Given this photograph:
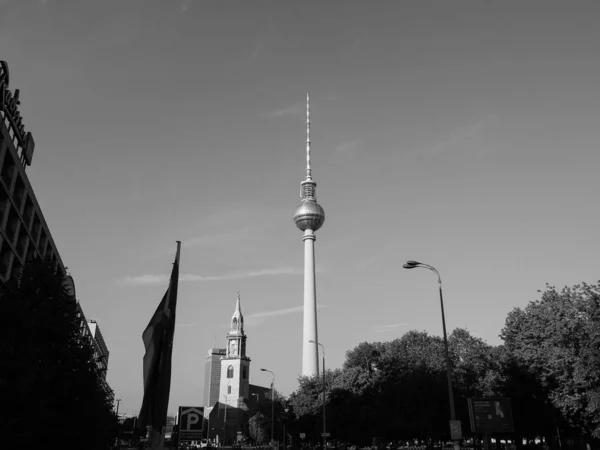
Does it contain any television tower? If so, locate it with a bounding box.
[293,93,325,377]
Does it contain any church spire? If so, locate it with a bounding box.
[230,292,244,333]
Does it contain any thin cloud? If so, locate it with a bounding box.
[186,226,253,247]
[419,115,495,159]
[181,267,302,282]
[118,274,167,286]
[245,304,328,326]
[335,140,359,154]
[180,0,192,13]
[262,102,304,118]
[117,267,302,287]
[371,323,408,332]
[247,39,265,62]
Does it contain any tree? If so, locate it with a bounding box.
[501,282,600,443]
[0,258,117,449]
[249,412,269,444]
[448,328,494,397]
[344,341,384,373]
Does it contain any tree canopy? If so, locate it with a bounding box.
[286,281,600,447]
[0,258,117,449]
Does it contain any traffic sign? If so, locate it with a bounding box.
[321,433,331,437]
[300,433,306,439]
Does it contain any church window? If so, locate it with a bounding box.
[242,366,247,380]
[227,365,234,378]
[228,385,232,394]
[233,318,237,327]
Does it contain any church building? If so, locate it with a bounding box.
[203,294,271,444]
[219,293,250,407]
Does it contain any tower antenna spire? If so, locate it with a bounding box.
[306,92,312,180]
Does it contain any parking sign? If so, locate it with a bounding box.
[178,406,205,441]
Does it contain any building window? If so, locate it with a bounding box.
[242,366,247,380]
[228,385,231,394]
[227,365,234,378]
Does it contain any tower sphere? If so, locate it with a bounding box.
[294,199,325,232]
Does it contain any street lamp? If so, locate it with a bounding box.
[403,260,461,450]
[222,382,230,445]
[260,368,275,447]
[309,340,327,450]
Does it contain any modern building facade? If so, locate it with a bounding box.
[88,319,113,400]
[293,93,325,377]
[204,347,226,409]
[0,60,111,395]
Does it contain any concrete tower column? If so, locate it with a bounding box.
[302,229,319,376]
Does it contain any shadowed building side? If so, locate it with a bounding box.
[0,60,112,398]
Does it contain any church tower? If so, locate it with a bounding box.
[219,293,250,408]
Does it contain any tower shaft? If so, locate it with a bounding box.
[302,230,319,376]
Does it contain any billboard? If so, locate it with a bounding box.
[468,397,514,434]
[178,406,204,441]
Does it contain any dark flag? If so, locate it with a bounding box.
[138,241,181,434]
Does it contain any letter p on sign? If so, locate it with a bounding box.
[186,413,200,431]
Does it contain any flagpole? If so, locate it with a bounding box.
[175,240,181,265]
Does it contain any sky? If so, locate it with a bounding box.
[2,0,599,416]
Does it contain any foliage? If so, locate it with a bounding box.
[501,282,600,440]
[249,412,270,444]
[0,258,117,449]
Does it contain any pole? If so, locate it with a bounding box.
[403,262,461,450]
[309,340,327,450]
[271,377,275,447]
[207,410,211,445]
[322,351,327,450]
[132,417,137,448]
[437,276,460,450]
[115,399,121,450]
[260,369,276,448]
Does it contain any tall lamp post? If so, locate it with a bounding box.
[309,340,327,450]
[207,410,211,445]
[260,368,275,447]
[222,383,230,446]
[403,260,461,450]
